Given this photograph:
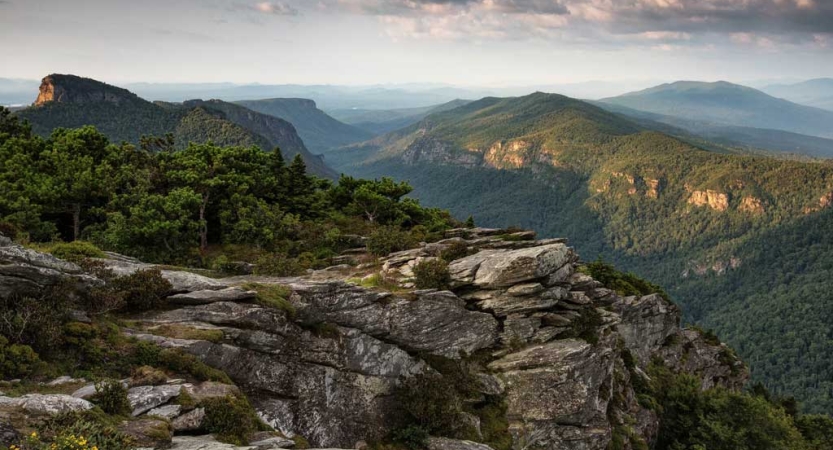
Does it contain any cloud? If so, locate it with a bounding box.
[321,0,833,47]
[253,1,299,15]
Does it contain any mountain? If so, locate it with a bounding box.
[329,99,472,135]
[15,74,335,178]
[592,100,833,159]
[600,81,833,139]
[761,78,833,111]
[182,99,336,178]
[327,92,833,413]
[235,98,372,153]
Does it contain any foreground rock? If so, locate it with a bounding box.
[0,235,98,299]
[0,228,747,450]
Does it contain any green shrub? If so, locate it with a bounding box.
[413,259,451,290]
[130,365,168,386]
[202,396,262,445]
[113,269,172,312]
[439,241,470,262]
[564,308,603,345]
[254,253,303,277]
[395,373,464,436]
[579,259,670,302]
[367,226,416,256]
[92,379,131,416]
[0,335,41,378]
[36,410,134,450]
[0,286,72,353]
[50,241,106,262]
[391,425,429,450]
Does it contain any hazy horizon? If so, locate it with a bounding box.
[2,0,832,87]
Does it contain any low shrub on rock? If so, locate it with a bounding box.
[49,241,106,263]
[92,378,131,416]
[202,396,266,445]
[367,227,416,256]
[113,269,172,312]
[0,335,41,378]
[413,259,451,290]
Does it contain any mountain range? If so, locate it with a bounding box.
[327,91,833,413]
[13,75,342,178]
[600,81,833,140]
[762,78,833,111]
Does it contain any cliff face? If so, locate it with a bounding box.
[95,228,747,450]
[34,74,140,106]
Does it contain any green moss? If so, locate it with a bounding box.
[292,435,311,449]
[145,324,224,343]
[243,283,296,318]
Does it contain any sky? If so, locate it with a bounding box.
[1,0,832,86]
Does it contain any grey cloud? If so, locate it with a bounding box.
[324,0,833,44]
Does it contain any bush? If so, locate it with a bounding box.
[0,335,41,378]
[92,379,131,416]
[0,221,19,239]
[367,226,416,256]
[49,241,106,262]
[413,259,451,290]
[130,365,168,386]
[113,269,172,312]
[439,240,470,262]
[243,283,296,318]
[202,396,264,445]
[36,410,134,450]
[395,373,464,436]
[253,253,303,277]
[391,425,429,450]
[0,286,73,353]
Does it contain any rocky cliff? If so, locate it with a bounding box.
[0,231,747,449]
[34,74,142,106]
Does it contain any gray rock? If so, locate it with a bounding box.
[96,258,227,292]
[128,384,183,416]
[0,418,19,447]
[183,381,241,402]
[449,244,572,288]
[2,394,95,415]
[249,434,295,449]
[169,287,257,305]
[45,375,85,386]
[427,437,494,450]
[172,407,206,432]
[146,404,182,419]
[118,417,172,448]
[0,240,98,299]
[615,294,679,366]
[169,436,255,449]
[506,282,544,296]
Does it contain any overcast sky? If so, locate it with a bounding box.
[1,0,832,86]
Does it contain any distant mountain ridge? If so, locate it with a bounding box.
[327,91,833,414]
[329,99,472,135]
[761,78,833,111]
[600,81,833,139]
[15,74,336,178]
[235,97,372,154]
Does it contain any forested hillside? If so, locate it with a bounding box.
[236,98,372,154]
[15,74,336,178]
[327,92,833,413]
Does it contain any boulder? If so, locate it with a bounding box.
[615,294,679,366]
[16,394,94,415]
[449,244,572,288]
[118,418,172,448]
[128,384,183,416]
[0,419,20,447]
[169,287,257,305]
[248,432,295,449]
[146,404,182,419]
[172,407,206,432]
[0,240,98,299]
[183,381,241,402]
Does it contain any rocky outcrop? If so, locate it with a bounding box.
[0,235,98,299]
[688,190,729,211]
[34,74,141,106]
[0,229,747,450]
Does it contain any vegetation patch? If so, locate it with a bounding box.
[243,283,296,318]
[48,241,106,262]
[144,324,224,343]
[412,259,451,290]
[579,259,670,302]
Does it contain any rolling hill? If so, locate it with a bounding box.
[329,99,472,135]
[15,74,336,178]
[600,81,833,139]
[762,78,833,111]
[592,100,833,158]
[235,98,372,154]
[327,92,833,413]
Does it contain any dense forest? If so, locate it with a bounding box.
[0,107,455,270]
[328,92,833,413]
